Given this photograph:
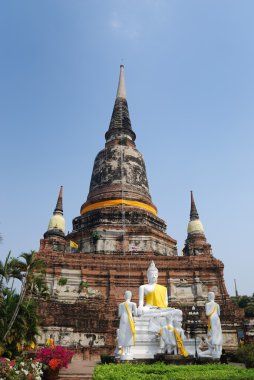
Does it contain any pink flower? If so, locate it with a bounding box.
[36,345,74,370]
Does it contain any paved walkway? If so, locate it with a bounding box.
[58,359,97,380]
[228,361,245,368]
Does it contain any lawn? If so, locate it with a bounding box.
[93,363,254,380]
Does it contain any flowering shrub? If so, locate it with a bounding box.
[48,358,62,370]
[36,345,74,370]
[45,338,55,347]
[0,356,43,380]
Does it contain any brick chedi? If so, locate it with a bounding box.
[40,186,66,253]
[182,191,212,257]
[37,66,243,358]
[71,64,177,257]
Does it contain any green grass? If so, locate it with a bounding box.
[93,363,254,380]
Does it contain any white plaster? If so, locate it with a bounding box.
[48,213,65,233]
[45,270,101,303]
[116,65,126,99]
[38,327,105,347]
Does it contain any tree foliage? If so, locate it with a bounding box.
[231,295,254,317]
[0,250,48,356]
[233,344,254,368]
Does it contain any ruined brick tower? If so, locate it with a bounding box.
[38,66,243,357]
[70,64,177,257]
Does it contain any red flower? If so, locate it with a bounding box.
[48,358,62,370]
[36,345,74,370]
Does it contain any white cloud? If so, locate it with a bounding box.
[111,19,122,30]
[110,11,140,40]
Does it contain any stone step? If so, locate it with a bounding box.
[59,375,92,380]
[58,360,96,380]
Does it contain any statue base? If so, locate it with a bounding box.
[118,315,200,360]
[154,354,195,365]
[120,353,134,361]
[198,349,222,360]
[131,315,161,359]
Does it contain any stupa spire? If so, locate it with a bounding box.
[187,191,204,236]
[46,186,65,236]
[116,64,126,99]
[183,191,211,256]
[105,65,136,142]
[190,191,199,221]
[80,65,158,219]
[54,186,63,215]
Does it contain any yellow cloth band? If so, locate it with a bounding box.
[145,284,167,308]
[208,305,216,332]
[159,324,188,357]
[81,199,157,215]
[173,327,189,357]
[124,302,136,345]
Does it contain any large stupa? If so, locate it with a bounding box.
[38,66,243,357]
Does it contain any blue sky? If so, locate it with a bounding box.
[0,0,253,296]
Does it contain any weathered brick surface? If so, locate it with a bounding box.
[38,68,244,355]
[37,250,244,354]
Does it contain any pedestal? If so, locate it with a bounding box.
[125,315,201,360]
[130,315,161,359]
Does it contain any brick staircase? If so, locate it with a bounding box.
[59,375,92,380]
[58,359,96,380]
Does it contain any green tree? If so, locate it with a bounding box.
[0,250,48,356]
[245,303,254,317]
[3,251,46,342]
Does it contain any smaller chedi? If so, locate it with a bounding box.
[116,262,223,361]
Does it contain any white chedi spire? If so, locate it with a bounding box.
[48,213,65,233]
[47,186,65,233]
[187,219,204,234]
[116,64,126,99]
[187,191,204,235]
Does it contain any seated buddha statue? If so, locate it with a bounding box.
[138,261,173,316]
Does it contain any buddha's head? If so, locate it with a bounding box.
[166,314,173,325]
[147,261,158,284]
[173,310,183,328]
[124,290,132,301]
[208,291,215,302]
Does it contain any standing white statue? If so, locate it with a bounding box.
[160,311,189,357]
[118,290,137,360]
[199,291,223,359]
[206,292,223,357]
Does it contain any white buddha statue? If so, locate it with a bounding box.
[138,261,173,316]
[205,292,223,358]
[118,290,137,359]
[115,262,191,360]
[160,312,188,357]
[199,291,223,359]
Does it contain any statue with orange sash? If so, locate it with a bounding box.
[138,261,173,316]
[159,312,189,357]
[199,291,223,359]
[118,290,137,360]
[116,262,193,360]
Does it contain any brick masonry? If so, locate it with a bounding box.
[37,67,245,356]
